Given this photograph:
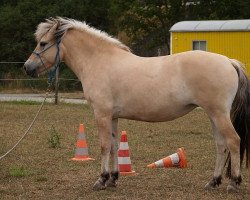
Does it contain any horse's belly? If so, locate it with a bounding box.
[117,103,196,122]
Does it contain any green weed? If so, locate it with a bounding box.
[9,166,33,178]
[48,125,61,148]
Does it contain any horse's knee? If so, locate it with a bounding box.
[101,145,110,154]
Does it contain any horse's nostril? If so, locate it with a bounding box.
[23,65,27,71]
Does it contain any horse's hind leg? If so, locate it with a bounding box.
[106,118,119,187]
[205,119,229,190]
[205,113,241,192]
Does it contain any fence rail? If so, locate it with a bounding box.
[1,62,82,104]
[0,78,78,81]
[0,62,25,64]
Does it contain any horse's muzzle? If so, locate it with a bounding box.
[23,60,39,78]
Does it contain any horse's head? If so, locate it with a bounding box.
[24,19,63,77]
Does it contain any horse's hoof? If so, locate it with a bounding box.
[204,182,218,190]
[93,180,106,191]
[106,178,117,188]
[227,183,239,193]
[204,176,222,191]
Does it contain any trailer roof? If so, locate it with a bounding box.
[170,20,250,32]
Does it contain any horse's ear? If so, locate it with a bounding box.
[49,20,65,40]
[48,21,60,35]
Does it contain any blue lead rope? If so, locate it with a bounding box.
[47,66,57,85]
[47,39,61,85]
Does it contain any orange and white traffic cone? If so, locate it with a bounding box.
[118,131,137,176]
[147,147,187,168]
[71,124,95,161]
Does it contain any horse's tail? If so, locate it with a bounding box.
[226,59,250,177]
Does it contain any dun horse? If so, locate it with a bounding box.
[24,17,250,192]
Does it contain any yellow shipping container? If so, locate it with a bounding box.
[170,20,250,76]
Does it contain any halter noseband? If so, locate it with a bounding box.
[32,39,61,74]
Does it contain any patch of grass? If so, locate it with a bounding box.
[9,166,33,178]
[48,125,61,148]
[0,102,249,200]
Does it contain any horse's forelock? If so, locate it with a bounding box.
[34,17,69,42]
[35,19,55,41]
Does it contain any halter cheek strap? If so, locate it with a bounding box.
[32,39,61,74]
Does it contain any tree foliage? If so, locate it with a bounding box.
[111,0,188,55]
[111,0,250,55]
[0,0,112,62]
[0,0,249,79]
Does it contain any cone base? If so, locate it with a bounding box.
[177,148,187,168]
[71,157,95,161]
[120,171,137,176]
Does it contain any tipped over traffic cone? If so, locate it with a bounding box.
[147,147,187,168]
[118,131,137,176]
[71,124,95,161]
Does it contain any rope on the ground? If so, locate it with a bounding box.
[0,91,49,161]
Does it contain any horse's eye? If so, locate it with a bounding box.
[40,42,47,48]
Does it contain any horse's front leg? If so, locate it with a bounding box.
[106,118,119,187]
[93,115,112,191]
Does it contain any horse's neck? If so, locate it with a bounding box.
[62,30,133,85]
[62,30,104,81]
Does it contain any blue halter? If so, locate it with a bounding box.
[32,39,61,84]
